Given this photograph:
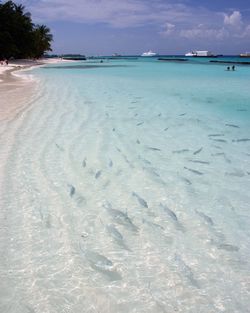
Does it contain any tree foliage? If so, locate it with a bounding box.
[0,1,53,59]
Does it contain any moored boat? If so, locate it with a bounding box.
[240,52,250,57]
[141,50,158,57]
[185,50,217,57]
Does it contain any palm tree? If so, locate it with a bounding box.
[33,24,53,58]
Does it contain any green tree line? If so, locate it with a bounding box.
[0,1,53,59]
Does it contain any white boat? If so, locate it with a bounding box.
[141,50,157,57]
[240,52,250,57]
[185,50,216,57]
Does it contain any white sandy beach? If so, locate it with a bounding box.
[0,58,72,121]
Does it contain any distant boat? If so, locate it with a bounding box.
[240,52,250,57]
[112,53,122,57]
[185,51,217,57]
[141,50,158,57]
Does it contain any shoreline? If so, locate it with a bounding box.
[0,58,73,121]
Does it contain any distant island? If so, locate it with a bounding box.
[0,1,53,60]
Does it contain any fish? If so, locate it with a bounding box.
[103,202,138,232]
[195,210,214,226]
[181,177,192,185]
[106,224,123,241]
[208,134,224,137]
[184,167,203,175]
[174,254,200,288]
[217,243,239,252]
[212,139,227,143]
[225,123,240,128]
[173,149,189,154]
[132,192,148,208]
[68,184,75,197]
[136,139,140,144]
[193,147,203,155]
[105,224,131,251]
[55,143,64,152]
[109,159,113,167]
[79,245,122,280]
[164,127,169,131]
[179,113,186,116]
[137,122,144,126]
[232,138,250,142]
[158,113,162,117]
[188,160,210,164]
[112,128,115,131]
[82,158,87,168]
[147,147,161,151]
[225,171,245,177]
[138,156,151,165]
[142,218,165,231]
[95,170,102,179]
[160,203,178,221]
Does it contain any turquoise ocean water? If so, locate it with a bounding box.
[0,57,250,312]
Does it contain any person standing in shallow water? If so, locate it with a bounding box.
[232,65,235,71]
[227,66,230,71]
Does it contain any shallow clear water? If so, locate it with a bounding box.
[0,58,250,313]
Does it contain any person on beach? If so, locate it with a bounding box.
[227,66,230,71]
[232,65,235,71]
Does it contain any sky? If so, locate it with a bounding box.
[17,0,250,55]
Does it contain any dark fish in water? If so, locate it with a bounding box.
[208,134,224,137]
[82,158,87,168]
[160,203,178,221]
[134,113,138,117]
[217,243,239,252]
[132,192,148,208]
[106,224,131,251]
[136,139,140,144]
[225,123,240,128]
[68,184,75,197]
[189,160,210,164]
[179,113,186,116]
[195,210,214,226]
[193,147,203,155]
[112,128,115,131]
[138,156,151,165]
[164,127,169,131]
[212,139,227,143]
[173,149,189,154]
[95,170,102,179]
[109,159,113,167]
[158,113,162,117]
[148,147,161,151]
[225,171,245,177]
[182,177,192,185]
[79,245,122,280]
[106,224,123,241]
[55,143,64,152]
[232,138,250,142]
[211,152,225,156]
[174,254,200,288]
[103,202,138,232]
[116,147,121,152]
[142,218,165,231]
[137,122,144,126]
[184,167,203,175]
